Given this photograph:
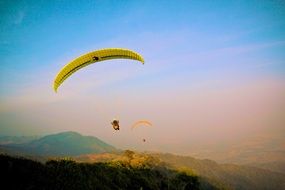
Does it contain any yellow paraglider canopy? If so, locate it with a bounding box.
[53,48,144,92]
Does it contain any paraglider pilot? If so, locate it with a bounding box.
[111,119,120,130]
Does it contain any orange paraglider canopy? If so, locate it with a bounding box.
[131,120,152,129]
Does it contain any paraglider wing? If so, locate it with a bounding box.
[53,48,145,92]
[131,120,152,129]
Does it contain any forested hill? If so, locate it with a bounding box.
[1,132,285,189]
[0,154,206,190]
[0,131,117,156]
[76,151,285,190]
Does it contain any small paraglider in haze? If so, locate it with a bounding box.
[111,119,120,131]
[132,120,153,142]
[131,120,152,129]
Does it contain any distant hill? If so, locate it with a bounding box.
[154,153,285,190]
[0,131,117,156]
[0,135,39,145]
[192,134,285,173]
[248,161,285,174]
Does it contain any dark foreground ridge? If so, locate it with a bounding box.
[0,154,208,190]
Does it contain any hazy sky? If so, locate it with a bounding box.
[1,0,285,154]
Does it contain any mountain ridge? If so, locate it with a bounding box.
[0,131,117,156]
[76,151,285,190]
[1,131,285,189]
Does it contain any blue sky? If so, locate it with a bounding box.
[0,0,285,154]
[1,0,284,92]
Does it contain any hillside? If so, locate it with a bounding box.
[0,131,117,156]
[1,132,285,189]
[155,153,285,190]
[76,151,285,190]
[0,154,202,190]
[248,161,285,174]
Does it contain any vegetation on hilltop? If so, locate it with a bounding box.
[0,152,206,190]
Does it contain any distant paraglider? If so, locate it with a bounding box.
[131,120,153,143]
[111,119,120,131]
[53,48,145,92]
[131,120,153,129]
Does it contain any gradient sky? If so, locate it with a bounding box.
[1,0,285,155]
